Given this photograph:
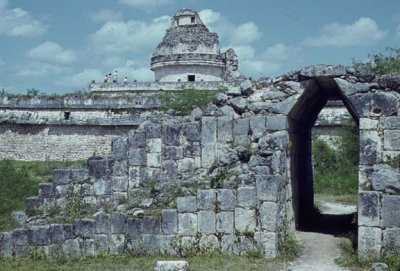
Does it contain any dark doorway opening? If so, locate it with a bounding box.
[64,111,71,120]
[188,75,195,82]
[288,77,359,236]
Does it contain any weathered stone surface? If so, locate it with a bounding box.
[221,234,239,255]
[94,181,112,195]
[197,189,216,210]
[349,92,398,117]
[256,175,284,202]
[158,235,176,255]
[198,211,216,234]
[230,97,248,113]
[163,146,184,160]
[13,229,29,256]
[128,131,146,148]
[237,187,257,208]
[147,152,161,167]
[30,225,50,245]
[268,94,300,115]
[183,122,200,141]
[108,234,126,255]
[0,232,12,257]
[177,196,197,213]
[177,157,194,173]
[49,224,65,244]
[335,78,378,96]
[249,115,265,139]
[52,169,71,185]
[384,130,400,151]
[74,218,95,238]
[201,117,217,146]
[88,157,112,180]
[259,131,289,151]
[178,213,197,236]
[70,169,89,183]
[112,176,128,191]
[142,217,161,234]
[360,118,379,130]
[235,208,256,232]
[383,228,400,251]
[128,148,147,166]
[147,138,162,153]
[162,123,181,146]
[145,123,161,139]
[371,263,389,271]
[39,183,54,197]
[360,131,381,165]
[11,211,27,226]
[234,118,249,135]
[161,209,178,234]
[212,92,228,106]
[300,64,346,77]
[199,234,220,252]
[112,137,128,161]
[112,160,127,177]
[359,191,380,227]
[255,231,278,259]
[127,218,142,240]
[83,238,97,256]
[358,226,382,261]
[217,116,233,143]
[155,260,188,271]
[382,195,400,227]
[201,145,215,167]
[63,238,82,256]
[380,116,400,129]
[216,212,234,233]
[240,80,253,95]
[370,164,400,194]
[217,189,236,211]
[265,115,287,131]
[259,202,278,231]
[111,212,126,234]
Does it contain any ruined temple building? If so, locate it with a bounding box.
[90,8,240,92]
[151,8,239,82]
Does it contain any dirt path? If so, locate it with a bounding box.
[279,201,356,271]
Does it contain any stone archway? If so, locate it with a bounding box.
[288,76,359,229]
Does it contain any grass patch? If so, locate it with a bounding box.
[0,160,86,231]
[0,253,284,271]
[315,194,357,206]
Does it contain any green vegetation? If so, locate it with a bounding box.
[312,119,359,198]
[0,160,86,231]
[383,154,400,170]
[159,87,222,115]
[352,47,400,75]
[279,225,302,261]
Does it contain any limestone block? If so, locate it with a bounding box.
[142,217,161,235]
[88,157,112,180]
[180,236,196,256]
[63,238,82,256]
[70,169,89,183]
[162,160,177,181]
[230,97,248,113]
[128,148,147,166]
[216,212,234,233]
[237,187,257,208]
[177,158,194,173]
[112,160,128,177]
[30,225,50,246]
[163,146,184,160]
[227,86,241,96]
[63,224,74,240]
[335,78,377,96]
[83,238,97,256]
[155,260,188,271]
[360,118,379,130]
[74,218,95,239]
[94,212,111,234]
[234,134,250,145]
[127,218,142,240]
[162,123,181,146]
[255,231,278,259]
[268,95,300,115]
[199,235,220,252]
[197,189,216,210]
[358,226,382,261]
[111,212,126,234]
[52,169,71,185]
[112,176,128,192]
[300,64,346,77]
[371,164,400,194]
[25,196,43,210]
[93,234,108,254]
[382,195,400,227]
[12,229,30,256]
[108,234,126,255]
[358,191,380,227]
[147,138,162,153]
[349,92,398,117]
[128,131,146,148]
[380,116,400,129]
[112,137,128,161]
[235,208,256,232]
[0,232,13,257]
[183,122,201,141]
[94,181,112,196]
[178,213,197,236]
[217,189,236,211]
[158,235,176,255]
[258,131,289,151]
[201,116,217,146]
[11,211,27,226]
[238,236,255,255]
[217,116,233,143]
[177,196,197,213]
[145,123,161,139]
[221,234,239,255]
[250,115,266,139]
[198,211,216,234]
[201,145,215,167]
[256,175,284,202]
[265,115,288,131]
[270,151,287,174]
[384,130,400,151]
[147,152,161,167]
[49,224,66,245]
[143,234,159,254]
[128,166,141,188]
[371,263,389,271]
[234,118,250,135]
[248,102,272,113]
[46,244,63,257]
[162,209,178,235]
[383,228,400,251]
[259,202,278,231]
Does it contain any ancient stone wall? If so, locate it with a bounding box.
[0,65,399,261]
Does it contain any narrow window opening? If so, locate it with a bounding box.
[191,16,195,23]
[188,75,195,82]
[64,111,71,120]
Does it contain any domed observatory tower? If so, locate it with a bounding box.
[151,9,227,82]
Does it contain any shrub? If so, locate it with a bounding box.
[352,47,400,75]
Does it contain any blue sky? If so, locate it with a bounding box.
[0,0,399,94]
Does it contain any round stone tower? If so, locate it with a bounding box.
[151,8,226,82]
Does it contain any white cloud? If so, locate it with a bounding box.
[16,62,67,77]
[56,68,104,87]
[118,0,174,9]
[90,9,123,23]
[0,0,47,37]
[230,22,262,45]
[89,16,170,54]
[27,41,77,65]
[303,17,387,47]
[198,9,222,25]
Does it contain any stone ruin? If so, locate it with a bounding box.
[0,64,399,261]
